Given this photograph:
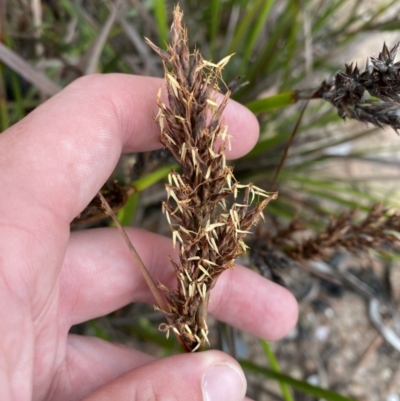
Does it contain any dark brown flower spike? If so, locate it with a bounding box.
[316,42,400,133]
[146,5,276,352]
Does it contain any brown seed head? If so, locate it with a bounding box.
[146,5,276,351]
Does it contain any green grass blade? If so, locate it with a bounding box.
[333,0,398,47]
[359,0,399,31]
[153,0,169,49]
[228,0,273,55]
[289,128,377,158]
[332,0,363,35]
[209,0,223,59]
[280,2,301,90]
[133,164,177,192]
[0,96,8,132]
[244,108,341,160]
[117,192,140,226]
[284,175,394,209]
[5,31,24,120]
[9,70,24,120]
[127,317,176,350]
[239,0,276,71]
[0,63,9,132]
[238,3,293,96]
[265,201,297,219]
[87,320,112,341]
[116,164,178,226]
[261,340,294,401]
[246,91,296,114]
[227,0,262,54]
[311,0,347,35]
[240,359,358,401]
[246,130,291,159]
[117,164,177,225]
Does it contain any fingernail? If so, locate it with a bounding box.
[202,363,246,401]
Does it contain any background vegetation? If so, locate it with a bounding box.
[2,0,400,400]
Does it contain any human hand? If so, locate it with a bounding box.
[0,74,298,401]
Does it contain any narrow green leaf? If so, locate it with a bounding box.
[246,92,296,114]
[209,0,223,58]
[5,33,24,120]
[261,340,294,401]
[295,186,377,210]
[88,320,112,341]
[246,130,291,159]
[117,192,140,226]
[153,0,169,49]
[8,70,24,120]
[332,0,363,35]
[0,63,9,132]
[0,97,8,132]
[133,164,177,192]
[227,0,264,54]
[358,0,399,31]
[286,174,371,194]
[311,0,347,35]
[240,359,358,401]
[265,201,297,220]
[240,3,293,95]
[239,0,276,71]
[280,2,300,91]
[289,127,377,158]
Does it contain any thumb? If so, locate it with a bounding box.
[82,350,247,401]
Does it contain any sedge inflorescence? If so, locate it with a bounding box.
[146,6,275,352]
[317,42,400,132]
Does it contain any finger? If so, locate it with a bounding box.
[0,74,259,224]
[210,267,298,340]
[52,336,253,401]
[50,335,154,401]
[81,350,246,401]
[52,336,247,401]
[60,228,298,340]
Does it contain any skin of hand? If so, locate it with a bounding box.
[0,74,298,401]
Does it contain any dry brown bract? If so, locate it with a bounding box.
[145,6,276,352]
